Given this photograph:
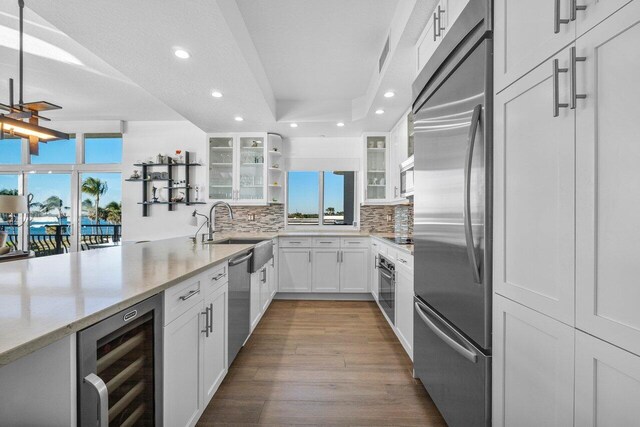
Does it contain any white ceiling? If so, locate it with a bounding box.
[0,2,181,122]
[22,0,426,137]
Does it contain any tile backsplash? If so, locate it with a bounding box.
[214,205,285,233]
[213,203,413,235]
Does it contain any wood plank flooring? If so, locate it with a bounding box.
[197,300,446,426]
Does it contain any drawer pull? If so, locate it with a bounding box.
[211,273,226,281]
[179,289,200,301]
[399,258,407,264]
[319,241,333,244]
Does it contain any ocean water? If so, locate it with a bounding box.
[0,217,119,236]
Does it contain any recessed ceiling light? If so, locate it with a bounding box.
[290,123,298,128]
[234,116,244,122]
[174,49,190,59]
[375,109,385,115]
[211,91,223,98]
[337,122,345,127]
[384,91,395,98]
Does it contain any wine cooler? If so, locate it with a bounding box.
[78,294,163,426]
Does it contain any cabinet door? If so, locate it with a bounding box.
[164,303,205,427]
[278,248,312,292]
[371,247,380,301]
[494,0,575,92]
[575,331,640,426]
[576,3,640,356]
[576,0,634,37]
[340,248,369,293]
[260,265,270,312]
[364,135,388,202]
[208,135,235,201]
[202,284,227,405]
[312,249,340,292]
[269,246,277,298]
[493,295,575,427]
[237,135,266,204]
[494,47,575,325]
[395,263,413,359]
[416,10,440,75]
[250,270,261,331]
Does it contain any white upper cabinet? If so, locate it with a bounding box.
[494,0,575,92]
[575,330,640,426]
[363,134,389,203]
[493,295,575,427]
[494,47,575,325]
[575,1,640,356]
[208,133,269,205]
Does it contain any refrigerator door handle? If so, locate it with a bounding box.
[414,301,478,363]
[84,373,109,427]
[464,104,482,284]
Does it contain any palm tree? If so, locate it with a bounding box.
[39,196,68,223]
[104,202,121,224]
[81,178,108,226]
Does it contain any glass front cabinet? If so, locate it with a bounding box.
[208,133,269,205]
[363,133,389,203]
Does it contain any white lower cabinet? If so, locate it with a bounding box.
[312,248,341,292]
[164,269,228,427]
[339,248,368,293]
[250,263,270,332]
[575,330,640,427]
[493,294,575,427]
[164,303,205,427]
[395,256,413,359]
[202,283,228,405]
[278,248,312,292]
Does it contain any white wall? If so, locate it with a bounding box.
[285,137,361,171]
[122,121,206,242]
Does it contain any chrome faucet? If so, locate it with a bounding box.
[207,201,234,241]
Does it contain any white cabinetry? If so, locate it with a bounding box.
[363,134,389,203]
[208,133,269,205]
[163,264,228,427]
[493,295,575,427]
[278,248,312,292]
[575,330,640,426]
[395,253,413,359]
[339,248,369,293]
[370,240,381,301]
[575,1,640,357]
[267,133,284,204]
[312,248,341,292]
[494,47,575,325]
[388,112,410,203]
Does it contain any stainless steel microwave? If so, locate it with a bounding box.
[400,155,414,198]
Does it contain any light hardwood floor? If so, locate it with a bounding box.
[197,300,446,426]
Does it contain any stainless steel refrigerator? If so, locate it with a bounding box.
[412,1,492,426]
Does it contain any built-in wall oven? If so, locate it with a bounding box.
[378,255,395,324]
[78,294,163,427]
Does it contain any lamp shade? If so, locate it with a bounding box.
[0,195,29,213]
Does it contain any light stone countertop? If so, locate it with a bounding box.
[370,233,415,255]
[0,231,412,365]
[0,237,257,366]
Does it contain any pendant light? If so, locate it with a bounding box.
[0,0,70,155]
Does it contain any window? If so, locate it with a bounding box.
[0,138,21,164]
[30,135,76,164]
[28,173,72,256]
[85,134,123,164]
[0,174,20,249]
[80,172,122,249]
[287,170,356,228]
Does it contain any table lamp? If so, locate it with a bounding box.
[0,194,30,254]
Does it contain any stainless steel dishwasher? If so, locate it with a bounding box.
[227,250,253,364]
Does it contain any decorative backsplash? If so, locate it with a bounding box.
[359,205,396,233]
[394,204,414,235]
[212,203,413,235]
[214,204,285,233]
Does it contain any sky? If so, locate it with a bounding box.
[287,171,346,214]
[0,137,122,213]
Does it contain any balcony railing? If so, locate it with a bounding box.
[0,224,121,257]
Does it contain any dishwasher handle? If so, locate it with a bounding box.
[229,251,253,266]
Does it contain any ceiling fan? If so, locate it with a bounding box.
[0,0,70,156]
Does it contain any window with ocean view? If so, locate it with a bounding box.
[0,133,122,257]
[287,170,356,228]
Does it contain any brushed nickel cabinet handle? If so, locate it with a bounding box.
[570,0,587,21]
[570,47,587,109]
[201,308,210,337]
[180,289,200,301]
[433,12,439,41]
[553,59,569,117]
[208,303,213,334]
[554,0,570,33]
[437,5,446,35]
